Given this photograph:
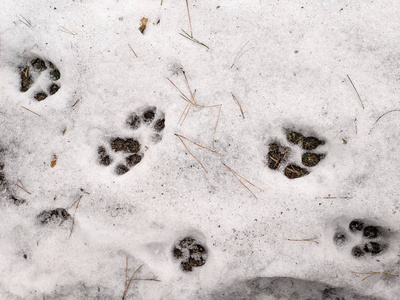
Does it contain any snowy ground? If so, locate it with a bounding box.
[0,0,400,299]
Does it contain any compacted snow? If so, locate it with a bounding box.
[0,0,399,299]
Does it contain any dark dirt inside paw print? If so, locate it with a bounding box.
[173,237,207,272]
[284,164,309,179]
[98,146,112,166]
[37,208,69,224]
[142,108,156,124]
[115,164,129,175]
[126,113,141,130]
[110,138,140,153]
[302,153,324,167]
[287,131,303,145]
[302,136,325,151]
[19,57,61,100]
[153,119,165,132]
[267,143,288,170]
[126,154,141,167]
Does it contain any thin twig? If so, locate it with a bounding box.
[369,109,400,134]
[185,0,193,37]
[347,75,364,109]
[21,106,41,117]
[352,271,398,281]
[128,44,138,58]
[180,30,209,49]
[231,92,245,118]
[15,179,31,194]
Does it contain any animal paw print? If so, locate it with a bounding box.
[267,129,326,179]
[172,237,207,272]
[97,107,165,175]
[19,57,61,101]
[333,219,390,258]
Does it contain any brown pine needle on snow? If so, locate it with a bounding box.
[16,179,31,194]
[60,26,76,35]
[231,92,245,118]
[346,75,364,109]
[128,44,138,58]
[58,195,83,237]
[123,259,160,300]
[175,134,221,155]
[369,109,400,134]
[21,106,40,117]
[352,271,398,281]
[72,99,80,107]
[213,104,222,148]
[223,163,263,199]
[231,41,254,69]
[185,0,193,37]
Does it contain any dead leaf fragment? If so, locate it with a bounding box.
[51,155,57,168]
[139,17,148,34]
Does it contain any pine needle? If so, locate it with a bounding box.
[223,163,263,199]
[128,44,138,58]
[287,238,318,244]
[175,134,221,155]
[369,109,400,134]
[231,92,245,118]
[185,0,193,37]
[15,179,31,194]
[176,135,208,173]
[231,41,254,68]
[213,104,222,148]
[21,106,40,117]
[346,75,364,109]
[60,26,76,35]
[58,195,83,237]
[180,29,209,49]
[352,271,398,281]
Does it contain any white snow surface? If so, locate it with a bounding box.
[0,0,399,299]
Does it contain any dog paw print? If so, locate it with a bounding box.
[37,208,69,224]
[172,237,207,272]
[97,107,165,175]
[333,219,390,258]
[267,130,326,179]
[19,57,61,101]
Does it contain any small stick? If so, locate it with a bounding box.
[176,135,208,173]
[16,179,31,194]
[212,105,222,148]
[185,0,193,37]
[175,134,221,155]
[128,44,138,58]
[231,92,245,118]
[347,75,364,109]
[72,99,80,107]
[21,106,40,117]
[369,109,400,134]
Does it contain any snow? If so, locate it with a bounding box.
[0,0,400,299]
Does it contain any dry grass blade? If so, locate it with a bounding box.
[231,41,254,68]
[369,109,400,134]
[16,179,31,194]
[21,106,41,117]
[347,75,364,109]
[176,135,208,173]
[72,99,80,107]
[185,0,193,37]
[128,44,138,58]
[176,134,221,155]
[223,163,263,199]
[352,271,398,281]
[231,92,245,118]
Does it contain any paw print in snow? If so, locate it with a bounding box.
[173,237,207,272]
[20,57,61,101]
[333,219,391,258]
[267,129,326,179]
[97,107,165,175]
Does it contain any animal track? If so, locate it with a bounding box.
[37,208,69,224]
[267,129,326,179]
[333,218,390,258]
[97,106,165,175]
[19,57,61,101]
[172,237,207,272]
